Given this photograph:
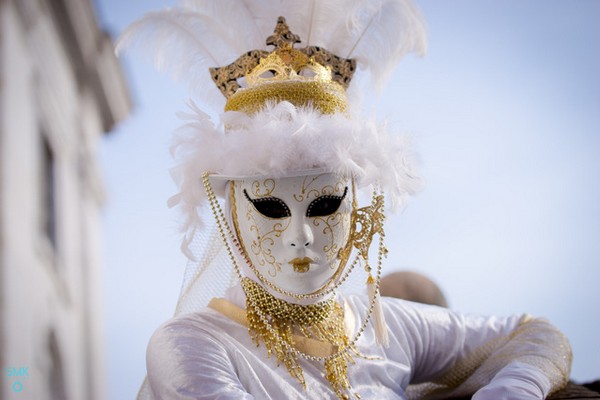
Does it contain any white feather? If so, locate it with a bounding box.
[181,0,264,49]
[340,0,427,90]
[283,0,346,48]
[116,9,240,109]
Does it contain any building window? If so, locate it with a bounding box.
[42,134,57,248]
[47,330,67,400]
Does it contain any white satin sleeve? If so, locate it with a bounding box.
[373,297,572,400]
[145,314,255,400]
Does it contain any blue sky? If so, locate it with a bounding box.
[94,1,600,398]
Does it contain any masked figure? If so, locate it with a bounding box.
[119,1,572,399]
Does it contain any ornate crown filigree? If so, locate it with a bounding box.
[245,49,332,87]
[210,17,356,114]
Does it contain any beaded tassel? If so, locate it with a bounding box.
[367,274,389,347]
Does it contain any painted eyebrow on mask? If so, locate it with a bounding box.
[306,186,348,217]
[243,189,291,219]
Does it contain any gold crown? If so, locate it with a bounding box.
[210,17,356,115]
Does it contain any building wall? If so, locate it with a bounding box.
[0,0,130,398]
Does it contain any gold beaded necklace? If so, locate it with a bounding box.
[243,278,355,398]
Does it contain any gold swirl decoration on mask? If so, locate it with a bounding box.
[338,193,387,271]
[210,16,355,115]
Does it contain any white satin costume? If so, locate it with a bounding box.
[145,284,571,400]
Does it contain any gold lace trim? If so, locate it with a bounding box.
[224,80,347,115]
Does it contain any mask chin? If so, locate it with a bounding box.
[227,173,354,302]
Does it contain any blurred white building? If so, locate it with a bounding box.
[0,0,130,398]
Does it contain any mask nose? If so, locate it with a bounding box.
[286,217,314,248]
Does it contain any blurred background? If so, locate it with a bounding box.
[2,0,598,399]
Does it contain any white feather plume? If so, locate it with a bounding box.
[117,0,426,108]
[340,0,427,89]
[116,9,238,109]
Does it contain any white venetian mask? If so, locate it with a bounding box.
[230,173,354,298]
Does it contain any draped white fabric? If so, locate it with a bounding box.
[143,285,570,399]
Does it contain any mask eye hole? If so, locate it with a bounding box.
[306,187,348,217]
[244,190,291,219]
